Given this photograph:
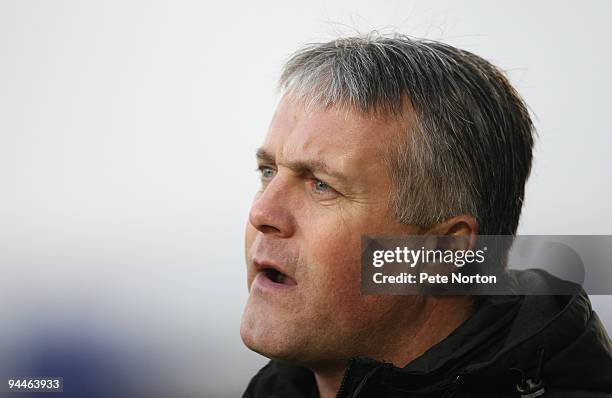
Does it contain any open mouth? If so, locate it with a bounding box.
[262,268,296,286]
[263,268,286,284]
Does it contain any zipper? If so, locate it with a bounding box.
[335,359,355,398]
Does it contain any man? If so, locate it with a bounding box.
[240,34,612,397]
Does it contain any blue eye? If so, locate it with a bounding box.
[313,179,330,192]
[258,166,276,180]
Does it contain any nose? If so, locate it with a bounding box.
[248,175,296,238]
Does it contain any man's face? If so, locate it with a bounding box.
[240,97,421,367]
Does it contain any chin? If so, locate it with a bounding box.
[240,316,342,369]
[241,305,292,360]
[241,330,298,363]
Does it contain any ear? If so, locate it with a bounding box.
[425,215,479,250]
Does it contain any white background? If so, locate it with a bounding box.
[1,1,611,396]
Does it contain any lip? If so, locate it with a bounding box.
[253,259,296,282]
[251,259,297,293]
[252,271,298,293]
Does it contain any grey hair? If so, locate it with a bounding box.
[279,33,534,240]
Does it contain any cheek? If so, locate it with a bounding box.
[306,228,363,300]
[301,208,364,286]
[301,215,401,326]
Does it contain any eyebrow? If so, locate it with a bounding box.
[256,147,349,184]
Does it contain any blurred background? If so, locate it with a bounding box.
[1,0,611,396]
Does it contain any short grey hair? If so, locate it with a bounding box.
[279,33,534,237]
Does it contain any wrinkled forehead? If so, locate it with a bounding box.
[263,95,411,164]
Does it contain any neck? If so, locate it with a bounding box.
[312,296,473,398]
[314,367,347,398]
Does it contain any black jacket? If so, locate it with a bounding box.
[243,270,612,397]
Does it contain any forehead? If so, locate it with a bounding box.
[264,97,403,166]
